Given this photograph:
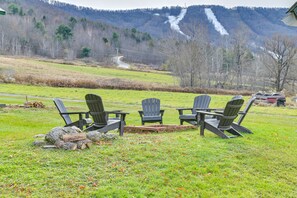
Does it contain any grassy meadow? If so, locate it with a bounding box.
[0,56,176,88]
[0,83,297,197]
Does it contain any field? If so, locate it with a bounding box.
[0,56,177,89]
[0,83,297,197]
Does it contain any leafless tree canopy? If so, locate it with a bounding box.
[261,35,297,92]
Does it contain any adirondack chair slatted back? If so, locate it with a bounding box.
[238,97,256,125]
[85,94,107,125]
[218,99,244,130]
[142,98,160,116]
[192,95,211,114]
[53,98,72,125]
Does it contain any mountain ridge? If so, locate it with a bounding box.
[45,1,296,42]
[0,0,296,65]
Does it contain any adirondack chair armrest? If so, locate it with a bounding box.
[138,110,144,117]
[60,111,89,115]
[105,110,122,113]
[106,110,127,120]
[60,111,90,119]
[176,108,192,115]
[195,108,217,112]
[196,108,224,112]
[116,112,129,121]
[196,111,224,120]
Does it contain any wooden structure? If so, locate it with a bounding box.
[53,98,91,130]
[197,99,244,139]
[177,95,211,125]
[138,98,164,125]
[85,94,128,136]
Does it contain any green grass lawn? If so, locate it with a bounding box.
[0,84,297,197]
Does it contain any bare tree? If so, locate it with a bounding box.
[230,29,254,89]
[167,25,209,88]
[261,35,297,92]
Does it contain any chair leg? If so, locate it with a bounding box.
[199,114,205,136]
[232,123,253,134]
[200,121,205,137]
[119,121,124,136]
[227,128,243,137]
[180,120,183,125]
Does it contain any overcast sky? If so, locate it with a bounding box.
[56,0,296,10]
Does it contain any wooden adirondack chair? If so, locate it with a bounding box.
[231,97,256,134]
[53,98,91,130]
[138,98,164,125]
[177,95,211,125]
[197,98,244,139]
[85,94,128,136]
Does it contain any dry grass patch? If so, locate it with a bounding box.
[0,56,254,95]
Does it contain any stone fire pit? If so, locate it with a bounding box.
[124,124,196,134]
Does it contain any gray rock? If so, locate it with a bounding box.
[86,131,103,142]
[45,126,81,144]
[33,140,46,147]
[86,131,118,142]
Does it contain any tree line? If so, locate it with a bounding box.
[0,2,158,64]
[166,27,297,93]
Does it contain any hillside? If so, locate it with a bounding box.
[0,0,161,64]
[0,0,296,93]
[0,0,296,63]
[45,1,296,44]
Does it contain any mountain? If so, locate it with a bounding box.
[0,0,159,64]
[0,0,296,66]
[45,1,296,43]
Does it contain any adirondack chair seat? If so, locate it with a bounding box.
[179,114,196,120]
[177,95,211,126]
[203,118,233,130]
[179,113,215,122]
[141,115,163,122]
[86,119,123,133]
[69,116,92,125]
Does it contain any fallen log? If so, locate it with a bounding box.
[62,133,87,142]
[43,145,58,149]
[63,142,77,150]
[77,139,92,149]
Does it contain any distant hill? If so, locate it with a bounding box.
[0,0,296,66]
[0,0,160,64]
[45,1,296,44]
